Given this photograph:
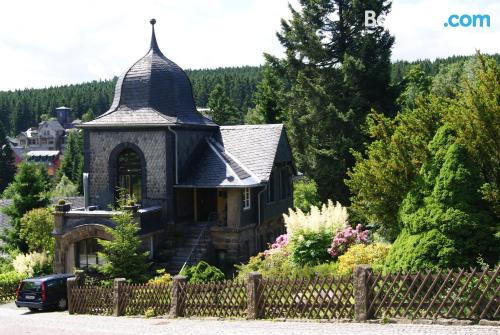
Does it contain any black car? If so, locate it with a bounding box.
[15,274,74,312]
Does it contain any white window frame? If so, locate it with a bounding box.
[243,187,251,210]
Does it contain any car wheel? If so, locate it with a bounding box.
[57,298,67,310]
[28,308,39,312]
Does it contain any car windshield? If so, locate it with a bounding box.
[21,281,41,292]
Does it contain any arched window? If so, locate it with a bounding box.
[117,149,142,202]
[75,238,104,269]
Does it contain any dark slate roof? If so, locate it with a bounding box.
[179,124,287,188]
[40,120,64,132]
[220,124,285,182]
[81,20,215,128]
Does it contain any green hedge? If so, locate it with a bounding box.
[0,271,24,303]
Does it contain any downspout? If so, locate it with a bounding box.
[167,126,179,184]
[255,184,268,251]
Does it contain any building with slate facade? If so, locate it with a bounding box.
[53,20,295,274]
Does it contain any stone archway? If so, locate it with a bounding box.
[54,224,113,274]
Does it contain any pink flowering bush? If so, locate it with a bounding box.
[327,224,369,259]
[264,234,289,257]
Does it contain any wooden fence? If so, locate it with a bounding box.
[67,266,499,322]
[368,267,499,320]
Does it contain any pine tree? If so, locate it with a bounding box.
[0,123,16,193]
[207,84,243,125]
[60,131,83,193]
[251,64,286,124]
[259,0,395,203]
[98,193,150,282]
[1,162,51,252]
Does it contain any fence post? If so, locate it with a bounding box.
[169,275,187,318]
[113,278,126,317]
[354,265,372,322]
[67,277,76,315]
[246,272,262,319]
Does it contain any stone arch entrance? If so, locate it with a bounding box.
[54,224,113,274]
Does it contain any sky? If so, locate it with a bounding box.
[0,0,499,91]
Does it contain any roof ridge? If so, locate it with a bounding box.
[209,138,260,182]
[205,139,241,183]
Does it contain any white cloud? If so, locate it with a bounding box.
[0,0,498,90]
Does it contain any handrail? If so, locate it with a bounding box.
[179,224,209,273]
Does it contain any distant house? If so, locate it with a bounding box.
[10,107,80,173]
[52,20,295,275]
[26,150,61,176]
[16,119,64,151]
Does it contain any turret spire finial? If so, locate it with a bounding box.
[149,18,159,51]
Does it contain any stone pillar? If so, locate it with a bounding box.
[354,265,372,322]
[67,277,76,315]
[246,272,263,319]
[169,275,187,318]
[113,278,126,317]
[53,210,66,273]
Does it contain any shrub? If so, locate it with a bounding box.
[264,234,288,257]
[19,207,55,254]
[0,271,25,303]
[327,224,369,259]
[284,200,349,266]
[337,243,391,275]
[12,252,53,277]
[293,179,321,213]
[147,269,172,285]
[236,249,341,279]
[290,230,333,266]
[386,126,498,270]
[180,261,224,283]
[53,175,79,197]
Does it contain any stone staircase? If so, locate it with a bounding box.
[165,224,211,275]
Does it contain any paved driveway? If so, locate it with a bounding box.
[0,302,497,335]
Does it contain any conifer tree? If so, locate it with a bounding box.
[207,84,243,125]
[60,131,84,193]
[256,0,396,203]
[386,126,498,270]
[1,162,51,252]
[0,123,16,193]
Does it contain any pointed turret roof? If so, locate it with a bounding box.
[82,19,215,128]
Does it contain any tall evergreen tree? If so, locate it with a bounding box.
[258,0,395,203]
[249,64,286,124]
[60,131,84,193]
[0,123,16,193]
[207,84,243,125]
[1,162,51,252]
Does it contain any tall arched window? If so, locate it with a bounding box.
[117,149,142,202]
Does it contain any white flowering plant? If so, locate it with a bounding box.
[283,200,349,266]
[12,252,53,277]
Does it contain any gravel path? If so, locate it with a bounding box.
[0,303,498,335]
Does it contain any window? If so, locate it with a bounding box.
[75,238,104,269]
[117,149,142,202]
[242,188,251,210]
